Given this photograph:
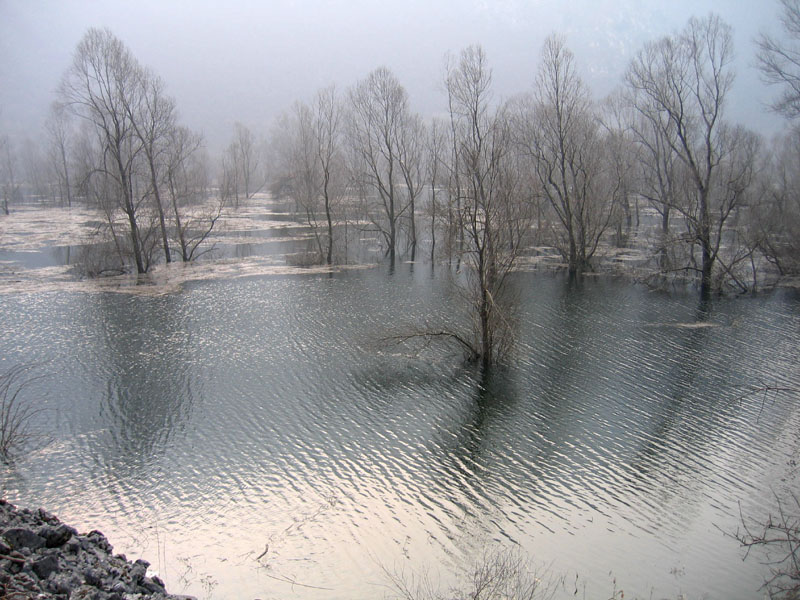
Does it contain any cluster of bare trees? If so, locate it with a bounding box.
[54,28,224,274]
[270,87,346,264]
[221,122,266,209]
[267,15,797,297]
[2,7,800,360]
[262,10,800,364]
[0,108,78,211]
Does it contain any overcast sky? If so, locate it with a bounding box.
[0,0,789,154]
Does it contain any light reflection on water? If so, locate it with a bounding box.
[0,268,799,599]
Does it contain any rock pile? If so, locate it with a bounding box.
[0,499,195,600]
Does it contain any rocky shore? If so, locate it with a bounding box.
[0,499,195,600]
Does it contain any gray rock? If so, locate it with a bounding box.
[83,566,105,587]
[111,579,131,594]
[47,571,83,595]
[64,535,82,554]
[70,584,111,599]
[140,576,167,594]
[129,560,148,583]
[2,527,46,550]
[32,554,60,580]
[39,522,76,548]
[86,531,112,554]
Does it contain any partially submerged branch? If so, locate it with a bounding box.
[382,329,479,362]
[734,491,800,599]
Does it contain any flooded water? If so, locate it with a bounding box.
[1,219,799,599]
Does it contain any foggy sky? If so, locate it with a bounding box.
[0,0,788,155]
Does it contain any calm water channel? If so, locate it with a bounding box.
[1,266,798,599]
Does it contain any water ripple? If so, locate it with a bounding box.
[0,272,798,599]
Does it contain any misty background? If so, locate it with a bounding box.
[0,0,787,154]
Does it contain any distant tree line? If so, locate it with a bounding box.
[266,12,800,300]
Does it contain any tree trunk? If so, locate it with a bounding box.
[323,171,334,265]
[430,187,436,264]
[119,162,146,274]
[699,189,713,300]
[149,156,171,264]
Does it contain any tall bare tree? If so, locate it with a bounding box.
[126,68,177,263]
[0,135,18,215]
[426,118,448,263]
[446,45,525,368]
[347,67,421,264]
[227,122,264,207]
[598,96,638,249]
[271,86,346,264]
[45,103,74,207]
[752,130,800,276]
[59,28,149,273]
[313,86,345,264]
[516,35,612,275]
[626,15,739,298]
[165,126,222,262]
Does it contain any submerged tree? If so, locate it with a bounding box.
[0,134,18,215]
[384,47,525,369]
[426,118,449,263]
[59,27,218,274]
[446,45,527,368]
[59,28,150,273]
[45,103,75,208]
[0,365,45,463]
[165,126,223,262]
[751,129,800,276]
[515,35,613,275]
[126,68,177,264]
[347,67,423,264]
[625,15,752,298]
[271,86,346,264]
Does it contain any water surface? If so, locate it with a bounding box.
[0,268,798,599]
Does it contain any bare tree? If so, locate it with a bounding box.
[0,134,18,215]
[622,71,681,241]
[516,35,612,275]
[45,103,74,207]
[752,129,800,276]
[271,86,346,265]
[59,28,150,273]
[20,139,51,203]
[385,545,558,600]
[165,126,222,262]
[276,100,325,256]
[384,48,524,368]
[71,124,129,274]
[220,142,240,208]
[426,118,448,263]
[226,122,265,207]
[598,98,638,250]
[347,67,421,264]
[396,110,426,260]
[126,68,178,263]
[446,45,525,368]
[757,0,800,119]
[313,86,346,264]
[626,15,740,298]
